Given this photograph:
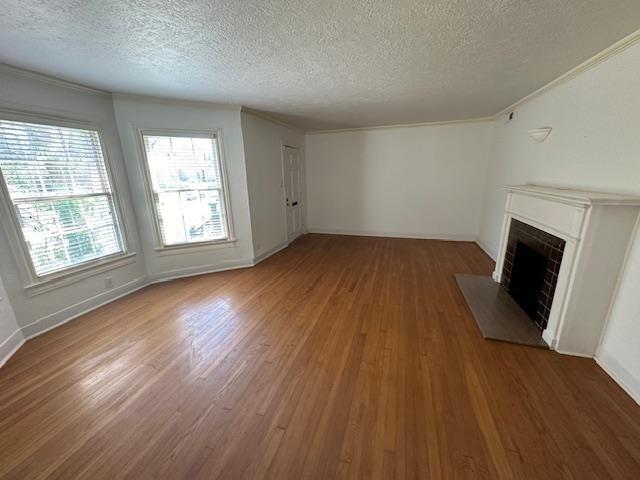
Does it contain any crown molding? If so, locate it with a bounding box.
[309,28,640,134]
[112,92,240,111]
[306,116,494,135]
[240,106,304,132]
[492,28,640,120]
[0,63,111,97]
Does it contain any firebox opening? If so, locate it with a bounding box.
[508,241,548,326]
[501,219,566,331]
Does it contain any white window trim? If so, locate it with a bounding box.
[0,108,133,292]
[135,127,236,251]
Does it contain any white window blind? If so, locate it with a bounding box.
[0,119,124,277]
[141,133,229,246]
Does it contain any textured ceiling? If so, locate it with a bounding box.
[1,1,640,130]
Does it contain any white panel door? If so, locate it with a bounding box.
[282,146,303,242]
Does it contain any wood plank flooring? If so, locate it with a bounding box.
[0,234,639,479]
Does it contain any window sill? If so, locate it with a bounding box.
[154,238,238,257]
[25,252,138,297]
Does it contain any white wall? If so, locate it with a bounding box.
[0,68,147,339]
[0,275,22,366]
[598,222,640,403]
[113,95,255,280]
[305,122,492,239]
[478,40,640,402]
[478,42,640,257]
[240,110,305,260]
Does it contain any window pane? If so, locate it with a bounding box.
[15,196,122,276]
[142,134,229,246]
[143,135,222,192]
[182,189,226,242]
[0,120,110,199]
[156,191,187,245]
[0,119,125,277]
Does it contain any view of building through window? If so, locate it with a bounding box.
[141,133,229,246]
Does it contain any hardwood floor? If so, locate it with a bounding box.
[0,234,639,479]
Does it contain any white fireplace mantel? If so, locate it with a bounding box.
[493,184,640,357]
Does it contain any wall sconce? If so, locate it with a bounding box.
[528,127,552,142]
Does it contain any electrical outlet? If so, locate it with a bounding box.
[104,277,114,290]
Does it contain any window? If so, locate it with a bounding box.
[0,119,125,278]
[140,132,231,247]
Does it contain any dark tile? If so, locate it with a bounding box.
[501,219,566,330]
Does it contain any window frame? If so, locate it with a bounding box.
[0,109,132,291]
[136,127,235,251]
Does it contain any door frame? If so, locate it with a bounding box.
[281,143,304,244]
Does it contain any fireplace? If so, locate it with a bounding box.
[457,185,640,355]
[490,185,640,356]
[501,219,565,330]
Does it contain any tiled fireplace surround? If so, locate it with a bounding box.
[501,219,566,330]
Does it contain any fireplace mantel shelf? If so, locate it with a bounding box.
[505,184,640,206]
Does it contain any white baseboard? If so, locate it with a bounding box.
[553,349,594,358]
[307,227,477,242]
[475,239,497,261]
[20,276,149,340]
[542,329,555,348]
[2,255,269,368]
[2,251,286,368]
[253,242,289,265]
[149,258,254,284]
[595,350,640,405]
[151,242,291,284]
[0,328,25,368]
